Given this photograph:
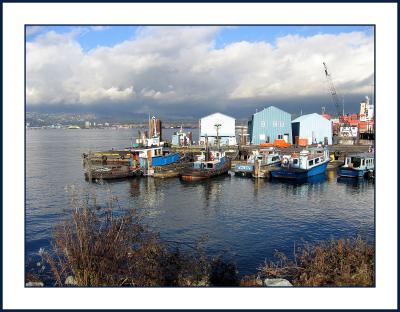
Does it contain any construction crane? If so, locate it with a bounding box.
[323,62,343,117]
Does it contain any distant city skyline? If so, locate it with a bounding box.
[26,25,374,119]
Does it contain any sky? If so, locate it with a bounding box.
[26,25,374,120]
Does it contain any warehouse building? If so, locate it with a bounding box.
[249,106,292,145]
[291,113,332,145]
[199,112,237,146]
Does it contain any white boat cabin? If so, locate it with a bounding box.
[342,153,374,170]
[138,147,164,159]
[281,147,329,170]
[194,150,226,170]
[248,148,281,166]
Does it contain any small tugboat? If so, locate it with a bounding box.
[180,148,231,181]
[337,153,374,178]
[84,165,142,181]
[234,148,281,178]
[270,146,330,180]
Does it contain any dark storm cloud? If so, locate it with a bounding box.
[26,26,374,119]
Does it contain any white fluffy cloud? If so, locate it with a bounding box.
[26,26,374,110]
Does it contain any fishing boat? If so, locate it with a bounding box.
[137,146,181,176]
[84,165,142,181]
[337,153,374,178]
[270,146,330,180]
[234,148,281,177]
[180,149,231,181]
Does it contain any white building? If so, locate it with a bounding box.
[292,113,332,145]
[199,112,237,146]
[359,96,374,122]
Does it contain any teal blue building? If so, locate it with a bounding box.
[249,106,292,145]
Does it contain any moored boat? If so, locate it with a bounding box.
[270,146,330,180]
[181,149,231,181]
[85,165,142,181]
[137,146,181,176]
[337,153,374,178]
[234,147,281,178]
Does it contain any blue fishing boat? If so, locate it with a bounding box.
[337,153,374,178]
[270,146,330,180]
[136,146,181,175]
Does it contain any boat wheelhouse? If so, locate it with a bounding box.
[181,149,231,181]
[271,146,330,180]
[234,147,281,177]
[337,153,374,178]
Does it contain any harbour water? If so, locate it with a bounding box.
[26,128,375,277]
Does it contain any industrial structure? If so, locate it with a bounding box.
[292,113,333,145]
[248,106,292,145]
[171,126,193,146]
[149,116,162,141]
[323,61,344,117]
[199,112,237,146]
[359,96,374,122]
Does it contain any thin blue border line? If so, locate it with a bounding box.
[26,23,375,26]
[1,1,4,309]
[4,0,400,3]
[23,24,378,292]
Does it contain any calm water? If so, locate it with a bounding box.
[26,128,375,276]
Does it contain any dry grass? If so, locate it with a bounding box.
[259,237,374,286]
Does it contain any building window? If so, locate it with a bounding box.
[278,134,283,139]
[272,121,277,127]
[260,121,265,128]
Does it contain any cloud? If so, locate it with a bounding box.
[90,26,110,31]
[26,26,374,117]
[26,26,44,36]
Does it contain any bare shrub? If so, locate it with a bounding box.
[41,189,228,287]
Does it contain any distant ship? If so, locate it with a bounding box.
[67,125,81,129]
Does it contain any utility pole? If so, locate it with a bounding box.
[214,123,221,150]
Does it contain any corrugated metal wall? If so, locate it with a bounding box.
[251,106,292,145]
[292,114,332,145]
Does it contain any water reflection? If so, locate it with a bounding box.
[179,175,230,215]
[253,178,267,196]
[270,174,328,198]
[326,169,336,182]
[337,177,374,194]
[128,178,141,197]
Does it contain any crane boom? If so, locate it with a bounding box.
[323,62,342,117]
